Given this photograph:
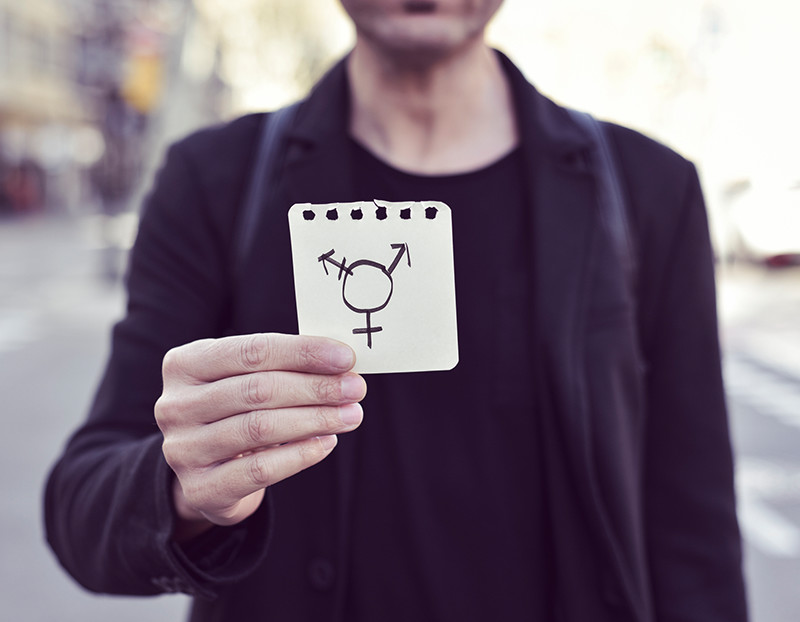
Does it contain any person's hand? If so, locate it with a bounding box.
[155,333,366,538]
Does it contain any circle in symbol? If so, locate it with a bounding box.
[342,260,393,314]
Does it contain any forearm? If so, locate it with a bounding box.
[45,422,276,598]
[43,133,269,598]
[45,432,184,594]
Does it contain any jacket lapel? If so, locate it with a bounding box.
[282,58,360,206]
[503,53,599,472]
[505,56,646,618]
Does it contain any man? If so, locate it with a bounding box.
[45,1,748,620]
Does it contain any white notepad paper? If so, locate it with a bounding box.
[288,200,458,374]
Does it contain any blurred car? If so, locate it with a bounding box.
[725,179,800,266]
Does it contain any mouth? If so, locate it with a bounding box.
[403,1,437,14]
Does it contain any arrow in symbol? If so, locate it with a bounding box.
[318,249,353,280]
[387,243,410,274]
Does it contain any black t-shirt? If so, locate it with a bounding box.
[345,140,551,620]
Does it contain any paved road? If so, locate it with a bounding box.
[718,264,800,622]
[0,215,189,621]
[0,214,797,620]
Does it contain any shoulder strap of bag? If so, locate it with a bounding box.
[234,102,300,277]
[566,109,637,285]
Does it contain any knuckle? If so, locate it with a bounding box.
[161,346,184,378]
[154,394,179,427]
[239,334,270,370]
[297,338,326,369]
[311,406,336,434]
[247,454,274,487]
[161,434,196,472]
[162,339,211,380]
[242,411,274,446]
[311,375,340,404]
[297,438,327,467]
[182,480,207,510]
[242,373,274,407]
[160,436,179,467]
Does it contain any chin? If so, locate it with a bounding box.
[361,16,484,65]
[344,0,502,66]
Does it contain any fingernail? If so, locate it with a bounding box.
[319,435,338,450]
[330,345,355,370]
[341,374,366,401]
[340,403,363,425]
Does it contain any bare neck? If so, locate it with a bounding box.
[347,40,518,175]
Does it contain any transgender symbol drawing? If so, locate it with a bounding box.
[317,243,411,348]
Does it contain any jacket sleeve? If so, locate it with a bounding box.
[44,130,272,600]
[640,161,748,621]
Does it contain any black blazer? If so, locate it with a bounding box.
[45,53,747,622]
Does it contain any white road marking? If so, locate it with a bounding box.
[736,458,800,558]
[724,355,800,429]
[0,311,42,352]
[727,353,800,558]
[737,492,800,557]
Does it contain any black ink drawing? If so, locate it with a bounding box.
[318,243,411,348]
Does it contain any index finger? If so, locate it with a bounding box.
[163,333,356,384]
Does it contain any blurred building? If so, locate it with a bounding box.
[0,0,90,215]
[0,0,229,220]
[192,0,352,113]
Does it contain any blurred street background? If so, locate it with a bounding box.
[0,0,798,620]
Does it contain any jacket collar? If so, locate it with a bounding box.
[496,50,592,157]
[282,50,595,201]
[282,57,356,204]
